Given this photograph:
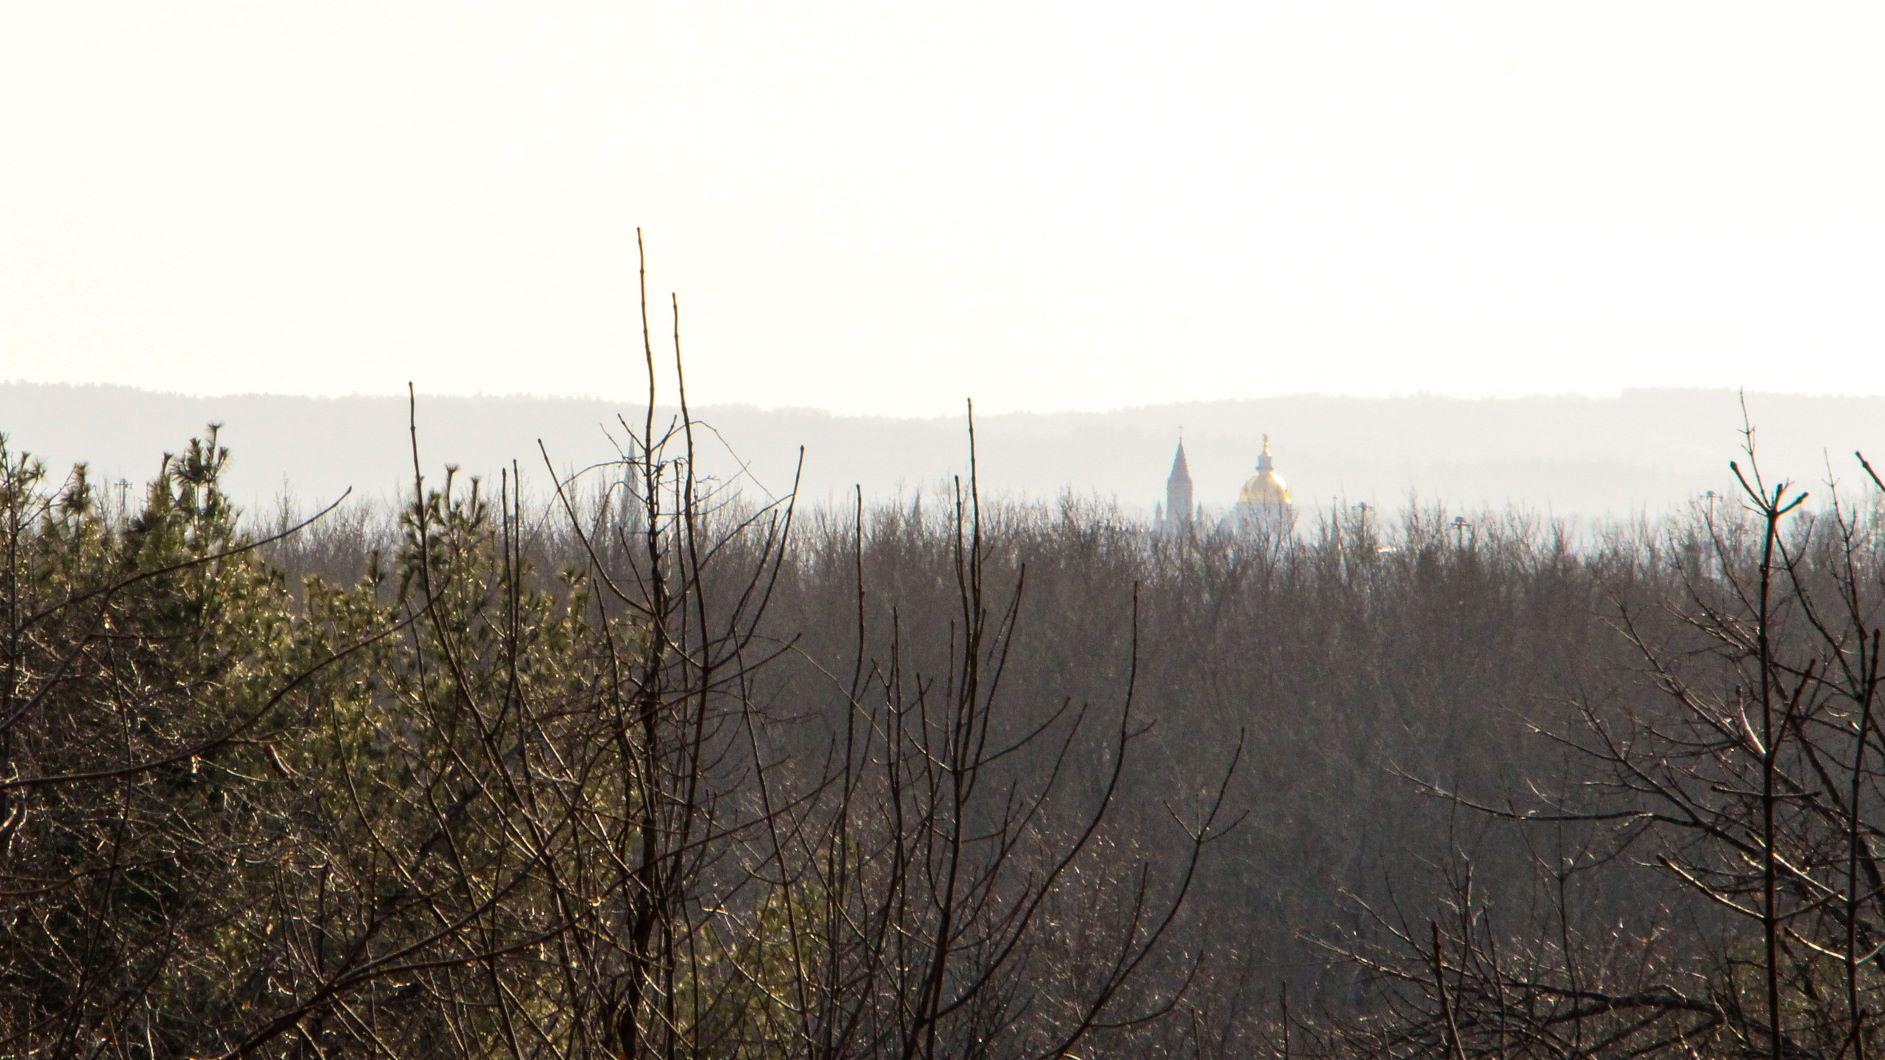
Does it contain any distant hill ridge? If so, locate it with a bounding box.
[3,383,1881,521]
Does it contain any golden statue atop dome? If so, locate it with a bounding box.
[1236,435,1290,507]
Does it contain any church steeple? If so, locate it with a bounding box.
[1165,437,1194,531]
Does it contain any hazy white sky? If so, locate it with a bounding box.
[4,3,1882,416]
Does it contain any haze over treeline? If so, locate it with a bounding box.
[7,383,1883,520]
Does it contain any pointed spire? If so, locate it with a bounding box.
[1169,438,1192,484]
[1163,434,1195,531]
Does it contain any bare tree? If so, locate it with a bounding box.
[1324,415,1885,1057]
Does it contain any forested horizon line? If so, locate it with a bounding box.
[8,408,1885,1053]
[7,381,1885,524]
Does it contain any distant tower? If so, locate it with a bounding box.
[1159,437,1194,534]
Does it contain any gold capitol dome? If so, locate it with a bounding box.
[1236,434,1290,507]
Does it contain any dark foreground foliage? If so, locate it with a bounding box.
[8,398,1885,1057]
[1,383,1259,1058]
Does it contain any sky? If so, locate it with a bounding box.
[4,3,1883,417]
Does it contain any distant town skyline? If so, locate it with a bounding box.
[5,383,1881,524]
[5,3,1885,416]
